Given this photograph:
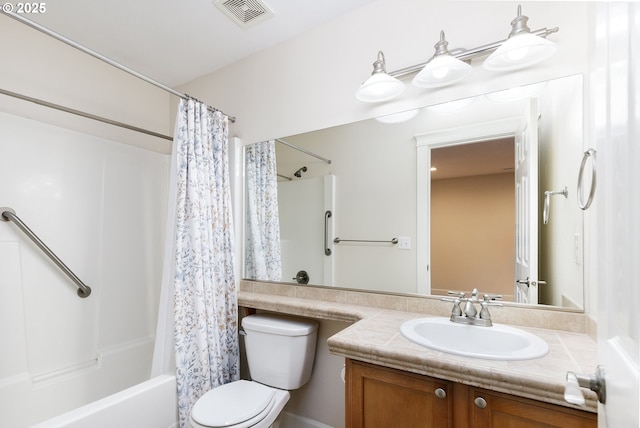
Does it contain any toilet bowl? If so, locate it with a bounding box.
[189,314,318,428]
[189,380,290,428]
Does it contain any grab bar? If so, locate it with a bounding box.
[324,210,332,256]
[577,149,597,210]
[333,237,399,245]
[1,207,92,298]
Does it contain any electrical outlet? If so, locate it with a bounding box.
[398,237,411,250]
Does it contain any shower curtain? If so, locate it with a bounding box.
[244,140,282,281]
[153,99,239,428]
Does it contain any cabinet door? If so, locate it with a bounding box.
[469,387,597,428]
[346,359,452,428]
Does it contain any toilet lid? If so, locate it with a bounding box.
[191,380,276,428]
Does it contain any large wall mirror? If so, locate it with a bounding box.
[244,74,585,310]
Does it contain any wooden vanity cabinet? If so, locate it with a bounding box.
[345,360,597,428]
[459,384,597,428]
[345,359,453,428]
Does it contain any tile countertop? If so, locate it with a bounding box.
[238,283,599,413]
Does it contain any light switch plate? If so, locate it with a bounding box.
[398,237,411,250]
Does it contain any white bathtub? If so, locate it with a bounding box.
[30,374,178,428]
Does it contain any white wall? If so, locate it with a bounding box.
[0,13,173,154]
[179,1,589,144]
[538,76,584,308]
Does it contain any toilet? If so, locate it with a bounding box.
[189,313,319,428]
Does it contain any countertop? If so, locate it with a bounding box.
[238,285,599,413]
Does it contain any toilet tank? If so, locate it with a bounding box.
[242,313,318,390]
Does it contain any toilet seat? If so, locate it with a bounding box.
[190,380,277,428]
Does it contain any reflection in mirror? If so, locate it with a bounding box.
[429,139,516,301]
[244,74,585,310]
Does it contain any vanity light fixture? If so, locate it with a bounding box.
[483,6,558,71]
[355,51,405,103]
[356,5,558,103]
[412,31,472,88]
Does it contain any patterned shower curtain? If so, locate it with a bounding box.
[244,140,282,281]
[171,99,239,428]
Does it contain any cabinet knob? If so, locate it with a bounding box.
[474,396,487,409]
[434,387,447,399]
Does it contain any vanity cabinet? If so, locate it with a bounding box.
[345,359,453,427]
[345,360,596,428]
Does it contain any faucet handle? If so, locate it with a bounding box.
[447,290,466,298]
[441,291,465,317]
[483,293,503,302]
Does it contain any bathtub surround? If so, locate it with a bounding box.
[158,99,239,428]
[0,111,169,426]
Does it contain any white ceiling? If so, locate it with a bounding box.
[22,0,377,87]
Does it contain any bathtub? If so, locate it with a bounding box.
[30,374,178,428]
[0,337,178,427]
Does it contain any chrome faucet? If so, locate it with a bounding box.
[442,288,502,327]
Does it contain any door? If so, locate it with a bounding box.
[594,3,639,427]
[277,175,334,285]
[514,99,539,304]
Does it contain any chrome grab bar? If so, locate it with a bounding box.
[577,148,597,210]
[1,207,92,298]
[333,237,399,244]
[324,210,332,256]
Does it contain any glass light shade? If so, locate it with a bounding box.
[483,33,557,71]
[412,54,472,88]
[355,73,405,103]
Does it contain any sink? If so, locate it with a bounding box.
[400,317,549,360]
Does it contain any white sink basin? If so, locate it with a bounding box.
[400,317,549,360]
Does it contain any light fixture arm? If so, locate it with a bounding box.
[433,31,451,56]
[371,51,388,75]
[509,5,531,37]
[388,26,558,79]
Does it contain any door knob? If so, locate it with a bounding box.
[516,278,547,287]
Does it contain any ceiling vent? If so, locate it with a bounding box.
[215,0,274,28]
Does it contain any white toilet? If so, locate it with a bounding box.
[189,313,319,428]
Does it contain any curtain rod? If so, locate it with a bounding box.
[2,10,236,123]
[275,139,332,164]
[0,87,174,141]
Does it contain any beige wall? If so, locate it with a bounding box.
[431,173,515,300]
